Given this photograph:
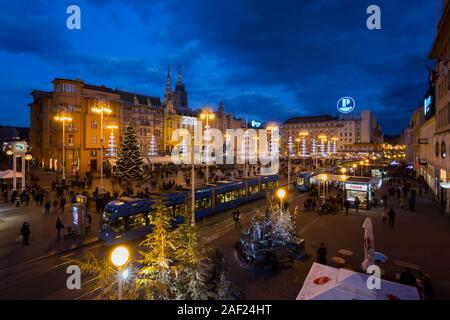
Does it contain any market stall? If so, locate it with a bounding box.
[344,177,381,210]
[297,262,420,300]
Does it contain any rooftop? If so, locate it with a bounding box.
[284,115,338,124]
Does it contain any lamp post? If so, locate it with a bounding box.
[359,161,364,176]
[54,115,73,181]
[6,149,13,166]
[276,188,286,210]
[110,246,130,300]
[320,174,328,196]
[92,103,112,193]
[191,134,196,226]
[25,154,33,173]
[199,108,215,184]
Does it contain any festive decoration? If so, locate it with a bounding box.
[147,134,158,157]
[115,124,144,182]
[239,202,297,264]
[288,136,294,156]
[106,131,117,158]
[311,138,317,156]
[327,140,331,154]
[301,137,307,158]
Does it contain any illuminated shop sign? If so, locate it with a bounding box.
[251,120,262,128]
[345,183,368,191]
[337,97,356,114]
[423,86,435,120]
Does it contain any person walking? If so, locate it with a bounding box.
[354,196,360,213]
[20,222,31,246]
[59,197,66,213]
[399,197,405,210]
[44,200,51,215]
[316,243,328,265]
[344,199,350,215]
[381,207,388,225]
[388,208,396,228]
[233,210,241,228]
[56,216,65,241]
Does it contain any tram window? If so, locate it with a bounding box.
[248,185,259,195]
[110,216,125,233]
[296,177,305,186]
[261,183,267,191]
[101,209,113,231]
[127,213,146,231]
[145,212,154,225]
[196,197,211,210]
[174,204,187,216]
[238,188,246,197]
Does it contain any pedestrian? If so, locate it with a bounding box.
[354,196,360,213]
[316,243,328,265]
[44,200,51,215]
[59,197,66,213]
[344,199,350,215]
[56,216,65,241]
[20,222,31,246]
[399,197,405,210]
[408,197,415,211]
[388,208,396,228]
[15,195,21,208]
[233,210,241,228]
[86,212,92,231]
[381,207,388,225]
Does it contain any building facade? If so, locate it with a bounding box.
[428,0,450,214]
[29,78,163,175]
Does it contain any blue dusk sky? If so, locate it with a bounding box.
[0,0,440,134]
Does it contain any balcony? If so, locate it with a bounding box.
[66,127,79,133]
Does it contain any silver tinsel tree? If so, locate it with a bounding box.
[147,134,158,157]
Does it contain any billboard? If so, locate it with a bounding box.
[423,86,435,120]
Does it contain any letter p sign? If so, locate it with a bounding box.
[366,5,381,30]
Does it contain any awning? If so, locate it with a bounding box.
[0,170,23,179]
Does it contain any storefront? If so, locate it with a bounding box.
[344,177,377,210]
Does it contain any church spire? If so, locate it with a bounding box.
[164,65,173,103]
[177,64,182,84]
[165,65,171,91]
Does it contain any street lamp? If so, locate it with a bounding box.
[54,115,73,180]
[25,153,33,172]
[6,149,13,166]
[199,108,215,184]
[359,161,364,176]
[276,188,286,210]
[111,246,130,300]
[320,174,328,196]
[352,164,357,176]
[92,103,112,193]
[318,134,327,167]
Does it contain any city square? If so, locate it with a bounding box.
[0,0,449,305]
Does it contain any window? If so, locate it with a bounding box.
[248,185,259,195]
[91,120,98,129]
[441,141,446,158]
[90,136,97,144]
[68,135,75,145]
[216,188,246,204]
[110,217,125,233]
[126,213,146,231]
[195,197,212,210]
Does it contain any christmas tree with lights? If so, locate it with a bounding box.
[115,124,144,181]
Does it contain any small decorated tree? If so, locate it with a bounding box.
[147,134,158,157]
[115,124,143,182]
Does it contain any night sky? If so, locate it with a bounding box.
[0,0,438,134]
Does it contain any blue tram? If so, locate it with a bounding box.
[295,167,337,192]
[99,175,279,245]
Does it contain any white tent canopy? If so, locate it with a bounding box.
[0,170,22,180]
[297,262,420,300]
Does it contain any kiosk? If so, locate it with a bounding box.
[71,195,88,235]
[344,177,377,210]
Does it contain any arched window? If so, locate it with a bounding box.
[441,141,447,159]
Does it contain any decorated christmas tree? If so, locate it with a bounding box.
[115,124,144,182]
[239,202,296,264]
[147,134,158,157]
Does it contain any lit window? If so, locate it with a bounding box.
[91,136,97,144]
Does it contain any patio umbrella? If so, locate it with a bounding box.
[362,217,375,271]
